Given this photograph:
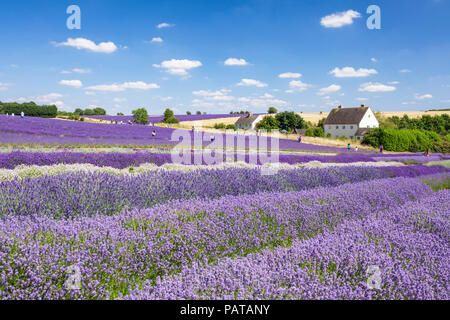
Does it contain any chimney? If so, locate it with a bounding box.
[338,105,342,109]
[361,104,366,108]
[248,112,253,117]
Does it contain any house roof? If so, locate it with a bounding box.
[355,128,371,136]
[323,107,369,125]
[235,114,260,126]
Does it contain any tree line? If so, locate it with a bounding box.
[363,113,450,153]
[0,102,58,118]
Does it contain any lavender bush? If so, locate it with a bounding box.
[0,177,437,299]
[0,150,447,169]
[125,188,449,300]
[0,115,344,152]
[0,166,445,219]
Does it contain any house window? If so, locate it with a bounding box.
[342,126,346,129]
[350,126,353,129]
[336,126,339,129]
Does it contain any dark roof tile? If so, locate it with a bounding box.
[235,114,260,125]
[324,107,369,125]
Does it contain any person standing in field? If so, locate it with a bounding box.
[152,130,157,137]
[21,111,24,118]
[347,143,351,151]
[298,135,302,143]
[355,146,359,152]
[380,145,384,153]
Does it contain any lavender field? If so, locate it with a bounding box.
[0,115,449,301]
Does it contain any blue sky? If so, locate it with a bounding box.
[0,0,449,115]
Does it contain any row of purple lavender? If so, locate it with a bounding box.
[1,174,447,299]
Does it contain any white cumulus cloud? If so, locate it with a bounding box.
[157,22,175,29]
[278,72,302,79]
[59,80,83,88]
[329,67,378,78]
[192,89,231,97]
[224,58,249,66]
[151,37,163,43]
[87,81,160,92]
[359,82,396,92]
[154,59,202,76]
[237,79,268,88]
[0,82,12,91]
[320,10,361,28]
[54,38,118,54]
[287,80,311,92]
[415,94,433,100]
[317,84,341,96]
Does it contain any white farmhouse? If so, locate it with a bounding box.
[323,105,379,140]
[235,113,264,130]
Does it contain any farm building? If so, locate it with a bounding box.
[235,113,264,130]
[323,105,379,139]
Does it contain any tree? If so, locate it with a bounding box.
[117,112,124,116]
[0,101,57,118]
[255,116,280,131]
[132,108,149,125]
[93,107,106,115]
[268,107,277,114]
[74,108,83,115]
[196,111,202,115]
[275,112,306,133]
[317,117,326,128]
[226,124,237,130]
[186,111,192,115]
[163,108,174,119]
[83,109,95,116]
[163,108,179,124]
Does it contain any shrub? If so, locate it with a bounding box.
[362,128,442,152]
[305,128,314,137]
[431,139,450,154]
[132,108,149,125]
[162,108,180,124]
[214,123,226,129]
[68,114,80,121]
[313,127,325,137]
[226,124,237,130]
[164,116,179,124]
